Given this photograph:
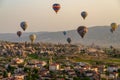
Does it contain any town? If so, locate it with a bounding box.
[0,41,119,80]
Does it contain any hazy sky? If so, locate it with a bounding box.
[0,0,120,33]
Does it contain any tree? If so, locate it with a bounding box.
[101,78,107,80]
[33,68,38,74]
[25,68,39,80]
[82,77,90,80]
[73,77,80,80]
[3,71,8,78]
[105,71,109,76]
[24,67,30,73]
[105,71,109,80]
[7,65,16,74]
[18,63,24,68]
[25,70,32,80]
[31,73,39,80]
[118,69,120,77]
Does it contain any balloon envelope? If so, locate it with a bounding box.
[53,3,61,13]
[17,31,22,37]
[77,26,88,38]
[20,21,28,31]
[67,37,71,44]
[111,23,118,31]
[29,34,37,43]
[81,11,88,19]
[63,31,67,35]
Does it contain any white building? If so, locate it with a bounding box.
[107,65,118,72]
[49,63,60,71]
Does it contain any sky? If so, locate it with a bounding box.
[0,0,120,33]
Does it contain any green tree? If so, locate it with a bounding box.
[101,78,107,80]
[25,70,32,80]
[117,69,120,73]
[3,71,8,78]
[118,69,120,77]
[83,77,90,80]
[18,63,24,68]
[24,67,30,73]
[105,71,109,76]
[7,65,16,74]
[33,68,38,74]
[73,77,80,80]
[31,73,39,80]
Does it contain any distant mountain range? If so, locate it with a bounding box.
[0,26,120,48]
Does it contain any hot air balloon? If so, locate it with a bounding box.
[111,23,118,32]
[52,3,61,13]
[63,31,67,36]
[20,21,28,31]
[67,37,71,44]
[81,11,88,20]
[77,26,88,38]
[17,31,22,37]
[29,34,37,43]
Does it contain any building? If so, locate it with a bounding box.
[49,63,60,71]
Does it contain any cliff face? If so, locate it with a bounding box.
[0,26,120,48]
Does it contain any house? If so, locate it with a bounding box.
[67,69,77,77]
[88,48,97,53]
[14,74,24,80]
[108,73,115,79]
[12,58,24,64]
[108,72,118,80]
[14,68,24,74]
[76,62,86,66]
[81,65,90,70]
[49,63,60,71]
[28,60,46,68]
[36,61,46,68]
[26,63,37,68]
[64,66,71,71]
[84,70,93,77]
[107,65,118,72]
[91,66,98,72]
[8,72,11,77]
[98,65,106,73]
[39,69,49,76]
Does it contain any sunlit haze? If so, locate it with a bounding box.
[0,0,120,33]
